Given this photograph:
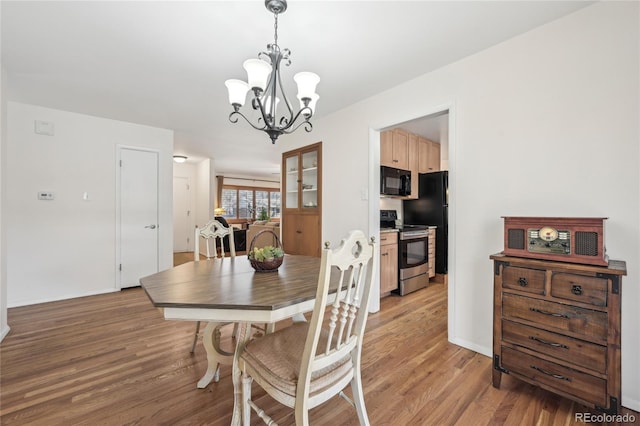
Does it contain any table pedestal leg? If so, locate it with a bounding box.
[197,322,233,389]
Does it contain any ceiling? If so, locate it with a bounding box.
[1,1,593,178]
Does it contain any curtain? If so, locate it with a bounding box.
[216,175,224,209]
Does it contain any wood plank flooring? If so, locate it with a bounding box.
[1,256,637,425]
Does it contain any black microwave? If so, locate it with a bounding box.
[380,166,411,196]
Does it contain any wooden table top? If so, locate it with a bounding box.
[140,255,322,311]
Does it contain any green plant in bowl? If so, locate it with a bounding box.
[249,246,284,262]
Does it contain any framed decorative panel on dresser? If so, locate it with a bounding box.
[491,253,627,414]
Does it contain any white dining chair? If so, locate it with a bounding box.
[191,219,236,354]
[239,230,377,425]
[194,218,235,261]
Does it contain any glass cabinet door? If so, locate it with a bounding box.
[282,142,321,212]
[301,150,318,209]
[284,154,299,209]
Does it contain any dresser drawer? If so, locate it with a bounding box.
[501,346,607,407]
[502,266,545,295]
[502,320,606,374]
[502,293,607,342]
[551,273,608,307]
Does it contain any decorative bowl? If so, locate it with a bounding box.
[248,230,284,272]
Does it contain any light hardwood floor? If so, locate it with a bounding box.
[1,255,637,425]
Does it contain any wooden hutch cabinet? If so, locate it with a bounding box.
[281,142,322,257]
[491,253,626,414]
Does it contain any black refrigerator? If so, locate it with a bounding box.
[403,171,448,274]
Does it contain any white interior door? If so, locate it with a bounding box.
[173,176,191,252]
[118,147,159,289]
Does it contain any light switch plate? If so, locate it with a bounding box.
[34,120,55,136]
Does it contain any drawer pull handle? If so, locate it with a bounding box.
[529,308,570,319]
[530,365,571,381]
[518,277,528,287]
[529,336,569,349]
[571,285,583,296]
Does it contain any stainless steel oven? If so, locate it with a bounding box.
[398,227,429,295]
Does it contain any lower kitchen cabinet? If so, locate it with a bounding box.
[428,227,436,278]
[491,253,626,414]
[380,231,398,295]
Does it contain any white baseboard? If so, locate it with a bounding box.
[8,287,120,308]
[0,325,10,343]
[622,396,640,413]
[449,336,492,358]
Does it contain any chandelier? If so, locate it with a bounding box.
[224,0,320,144]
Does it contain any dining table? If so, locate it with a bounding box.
[140,254,322,425]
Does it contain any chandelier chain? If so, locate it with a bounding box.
[273,12,279,46]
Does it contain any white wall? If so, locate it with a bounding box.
[6,102,174,306]
[280,2,640,409]
[0,63,8,341]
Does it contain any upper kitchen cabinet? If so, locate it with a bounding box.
[408,133,419,199]
[427,139,441,172]
[380,129,409,170]
[282,142,322,256]
[418,136,441,173]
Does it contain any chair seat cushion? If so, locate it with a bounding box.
[240,322,353,398]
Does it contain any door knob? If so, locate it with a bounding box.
[145,224,157,229]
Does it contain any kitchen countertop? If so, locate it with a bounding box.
[379,228,399,233]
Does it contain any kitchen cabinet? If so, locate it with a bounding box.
[380,129,441,200]
[281,142,322,257]
[418,137,429,173]
[491,253,626,415]
[380,129,409,170]
[418,136,440,173]
[427,227,436,278]
[427,140,440,172]
[380,231,398,295]
[408,134,419,199]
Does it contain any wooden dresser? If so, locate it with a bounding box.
[491,253,627,414]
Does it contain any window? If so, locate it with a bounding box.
[220,185,281,222]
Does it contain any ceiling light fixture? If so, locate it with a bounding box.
[225,0,320,144]
[173,155,187,163]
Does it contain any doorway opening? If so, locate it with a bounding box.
[369,105,455,342]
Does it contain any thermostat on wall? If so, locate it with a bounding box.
[38,192,55,200]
